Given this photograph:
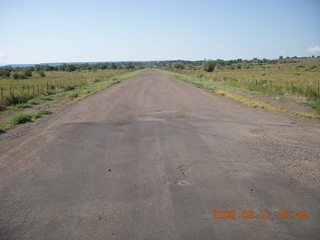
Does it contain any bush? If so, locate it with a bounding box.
[23,70,32,77]
[64,85,75,91]
[12,72,29,79]
[38,70,46,77]
[69,93,79,99]
[6,92,33,105]
[13,72,19,80]
[202,60,216,72]
[172,62,185,69]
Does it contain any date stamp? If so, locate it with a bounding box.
[210,210,309,220]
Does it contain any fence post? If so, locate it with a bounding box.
[0,88,3,105]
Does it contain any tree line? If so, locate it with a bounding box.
[1,56,319,79]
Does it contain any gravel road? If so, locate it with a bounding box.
[0,69,319,239]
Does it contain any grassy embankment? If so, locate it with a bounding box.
[0,69,143,130]
[158,60,320,119]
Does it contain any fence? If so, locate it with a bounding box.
[0,79,87,107]
[219,76,320,99]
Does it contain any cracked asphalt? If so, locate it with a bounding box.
[0,70,319,239]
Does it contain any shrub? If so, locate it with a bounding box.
[6,92,33,105]
[12,72,28,79]
[23,70,32,77]
[202,60,216,72]
[172,62,185,69]
[13,72,19,80]
[38,70,46,77]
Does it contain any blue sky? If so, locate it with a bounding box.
[0,0,319,64]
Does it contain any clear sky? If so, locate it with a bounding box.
[0,0,319,64]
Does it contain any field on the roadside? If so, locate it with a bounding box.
[172,58,320,100]
[0,69,127,107]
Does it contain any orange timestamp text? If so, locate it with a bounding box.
[211,210,308,220]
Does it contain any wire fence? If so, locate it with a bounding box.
[219,76,320,99]
[0,79,87,107]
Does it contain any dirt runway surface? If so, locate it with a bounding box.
[0,70,319,239]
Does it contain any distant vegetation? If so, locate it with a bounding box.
[1,56,320,110]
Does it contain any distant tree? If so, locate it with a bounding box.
[202,60,216,72]
[279,56,283,60]
[100,64,108,70]
[43,65,54,71]
[125,64,135,69]
[35,65,42,72]
[58,64,68,71]
[66,64,77,72]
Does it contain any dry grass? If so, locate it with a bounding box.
[214,90,320,119]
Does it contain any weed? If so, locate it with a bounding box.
[69,93,79,99]
[304,99,320,114]
[33,110,52,119]
[10,113,33,125]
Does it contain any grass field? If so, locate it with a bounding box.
[0,69,128,107]
[171,58,320,100]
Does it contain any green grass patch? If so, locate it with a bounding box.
[69,92,79,99]
[17,103,32,109]
[33,110,52,119]
[303,99,320,114]
[10,113,33,125]
[0,110,53,131]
